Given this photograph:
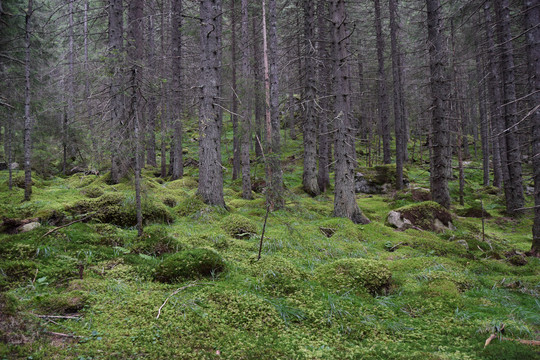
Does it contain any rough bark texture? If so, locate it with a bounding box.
[252,14,264,160]
[170,0,184,180]
[160,3,168,178]
[264,0,284,210]
[146,5,157,167]
[198,0,225,207]
[524,0,540,256]
[317,0,330,193]
[484,3,504,190]
[127,0,144,235]
[23,0,33,201]
[476,52,490,186]
[239,0,252,200]
[494,0,524,215]
[231,0,240,181]
[331,0,370,224]
[389,0,404,190]
[109,0,124,184]
[301,0,320,197]
[374,0,391,165]
[426,0,450,209]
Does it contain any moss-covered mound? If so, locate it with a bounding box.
[456,205,492,219]
[220,214,257,238]
[67,193,173,227]
[248,256,305,295]
[316,258,391,295]
[395,201,453,231]
[131,225,183,256]
[154,248,226,283]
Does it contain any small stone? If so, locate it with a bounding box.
[19,222,41,233]
[387,211,412,230]
[10,162,19,170]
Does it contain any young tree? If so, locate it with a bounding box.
[239,0,252,200]
[301,0,320,197]
[426,0,450,209]
[330,0,369,224]
[198,0,225,207]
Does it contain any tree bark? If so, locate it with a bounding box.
[301,0,320,197]
[252,13,264,160]
[389,0,404,190]
[109,0,124,184]
[317,0,330,192]
[524,0,540,256]
[476,51,490,187]
[198,0,225,206]
[494,0,525,215]
[331,0,369,224]
[426,0,450,209]
[23,0,33,201]
[374,0,391,165]
[239,0,252,200]
[231,0,240,181]
[146,3,157,167]
[170,0,184,180]
[262,0,284,210]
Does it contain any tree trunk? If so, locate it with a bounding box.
[230,0,241,181]
[476,51,490,187]
[524,0,540,256]
[160,0,168,178]
[7,114,13,191]
[239,0,252,200]
[146,4,157,167]
[23,0,33,201]
[252,13,264,160]
[198,0,225,207]
[170,0,184,180]
[65,0,75,174]
[109,0,124,184]
[389,0,404,190]
[317,0,330,192]
[262,0,284,210]
[301,0,320,197]
[331,0,369,224]
[484,3,504,190]
[494,0,525,215]
[426,0,450,209]
[128,0,144,235]
[374,0,391,165]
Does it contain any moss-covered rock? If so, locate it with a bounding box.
[154,248,226,283]
[393,201,454,232]
[316,258,391,295]
[220,214,257,238]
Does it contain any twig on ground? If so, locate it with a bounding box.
[46,331,82,338]
[156,283,207,319]
[41,213,95,238]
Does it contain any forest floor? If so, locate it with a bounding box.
[0,133,539,359]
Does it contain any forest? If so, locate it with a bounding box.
[0,0,539,358]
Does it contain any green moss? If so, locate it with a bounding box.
[0,260,38,289]
[248,256,305,295]
[358,164,408,185]
[316,258,392,295]
[80,186,104,198]
[176,195,206,217]
[395,201,453,231]
[220,214,257,238]
[167,177,198,190]
[154,248,226,283]
[131,225,183,256]
[318,218,364,241]
[33,290,88,314]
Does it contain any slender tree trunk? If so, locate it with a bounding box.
[7,114,13,191]
[301,0,320,196]
[231,0,240,180]
[65,0,75,173]
[160,1,168,178]
[426,0,450,208]
[128,0,144,235]
[494,0,525,215]
[317,0,330,192]
[109,0,124,184]
[331,0,369,224]
[170,0,184,180]
[198,0,225,206]
[374,0,391,165]
[238,0,252,199]
[251,13,264,160]
[484,3,504,190]
[390,0,404,190]
[23,0,33,201]
[476,52,490,187]
[146,4,157,167]
[524,0,540,256]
